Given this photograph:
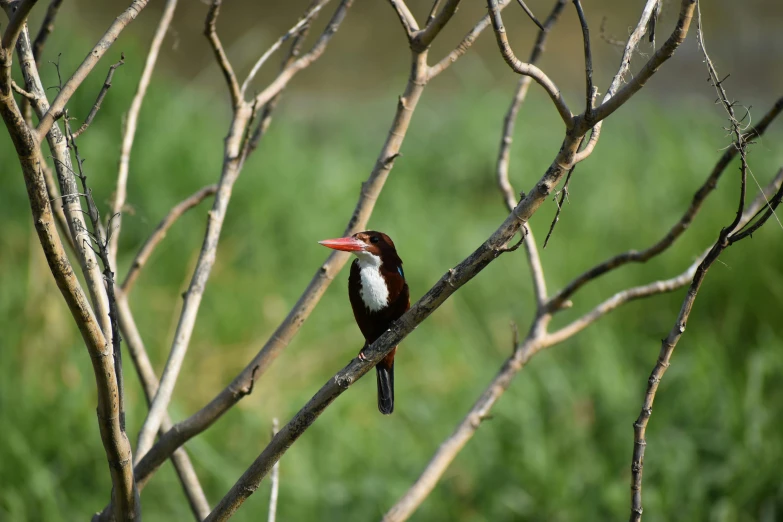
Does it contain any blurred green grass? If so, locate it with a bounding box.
[1,37,783,522]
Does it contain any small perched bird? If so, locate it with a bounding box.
[319,231,409,414]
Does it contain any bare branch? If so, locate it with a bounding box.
[241,0,328,97]
[246,1,321,158]
[383,326,546,522]
[32,0,64,63]
[16,27,114,350]
[629,12,759,516]
[11,78,36,99]
[572,0,594,117]
[547,95,783,312]
[254,0,354,108]
[268,418,280,522]
[516,0,544,31]
[122,184,217,294]
[110,0,178,271]
[487,0,573,127]
[547,167,782,346]
[115,295,210,520]
[425,0,441,26]
[1,0,38,51]
[496,0,567,306]
[573,0,662,162]
[590,0,697,125]
[388,0,418,39]
[413,0,460,50]
[35,0,151,140]
[205,0,241,107]
[0,57,139,522]
[427,0,511,80]
[72,54,124,138]
[542,162,576,248]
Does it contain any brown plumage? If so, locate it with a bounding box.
[319,231,409,414]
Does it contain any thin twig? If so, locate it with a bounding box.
[35,0,151,140]
[253,0,354,109]
[11,78,36,99]
[241,0,329,96]
[487,0,573,127]
[495,0,567,306]
[65,111,127,434]
[72,54,125,138]
[516,0,544,31]
[122,184,217,294]
[589,0,697,125]
[574,0,664,163]
[16,28,114,358]
[413,0,460,50]
[1,0,38,51]
[572,0,594,118]
[425,0,441,26]
[247,0,322,157]
[32,0,64,63]
[629,9,752,517]
[205,0,241,107]
[268,418,280,522]
[388,0,418,39]
[427,0,512,80]
[111,0,178,271]
[542,162,576,248]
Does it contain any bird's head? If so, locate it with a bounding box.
[319,231,401,266]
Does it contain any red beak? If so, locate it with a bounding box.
[318,236,366,252]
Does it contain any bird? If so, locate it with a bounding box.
[318,231,409,415]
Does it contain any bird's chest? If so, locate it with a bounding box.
[357,263,390,312]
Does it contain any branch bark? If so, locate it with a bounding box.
[110,0,178,271]
[35,0,151,140]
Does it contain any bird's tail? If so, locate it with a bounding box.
[376,348,396,415]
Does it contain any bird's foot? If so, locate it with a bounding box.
[358,351,368,361]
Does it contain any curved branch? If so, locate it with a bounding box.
[487,0,573,127]
[205,0,240,107]
[495,0,567,306]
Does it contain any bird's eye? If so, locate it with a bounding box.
[370,236,380,244]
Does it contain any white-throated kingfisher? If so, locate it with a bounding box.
[319,231,409,415]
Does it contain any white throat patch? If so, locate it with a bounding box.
[355,252,389,312]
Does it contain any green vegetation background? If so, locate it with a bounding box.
[1,29,782,522]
